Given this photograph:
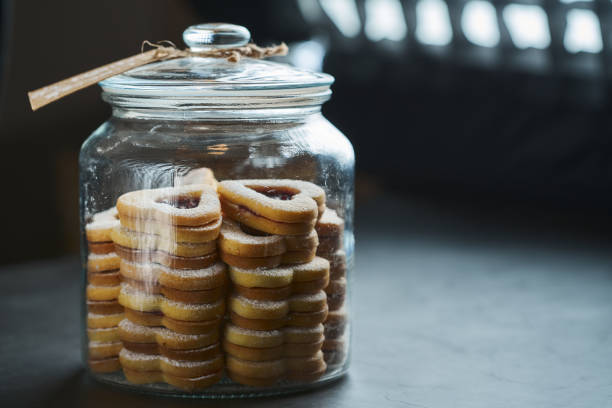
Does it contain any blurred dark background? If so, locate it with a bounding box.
[1,0,612,265]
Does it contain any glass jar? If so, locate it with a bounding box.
[80,23,354,397]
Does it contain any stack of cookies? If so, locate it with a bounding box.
[85,208,123,373]
[111,184,227,391]
[315,208,348,369]
[218,180,330,386]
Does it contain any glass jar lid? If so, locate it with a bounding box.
[99,23,334,113]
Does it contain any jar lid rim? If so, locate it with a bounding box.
[99,57,334,100]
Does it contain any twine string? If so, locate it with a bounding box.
[141,40,288,63]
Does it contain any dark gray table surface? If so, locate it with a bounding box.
[1,196,612,407]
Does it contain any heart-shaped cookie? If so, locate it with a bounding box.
[218,219,318,269]
[218,179,325,235]
[117,184,220,227]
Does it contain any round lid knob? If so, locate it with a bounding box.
[183,23,251,51]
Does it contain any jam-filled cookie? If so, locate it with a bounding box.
[117,184,221,227]
[218,179,324,235]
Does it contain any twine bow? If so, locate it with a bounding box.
[28,40,288,111]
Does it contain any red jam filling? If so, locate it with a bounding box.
[248,186,297,201]
[157,195,200,209]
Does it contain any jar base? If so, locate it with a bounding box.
[89,364,349,398]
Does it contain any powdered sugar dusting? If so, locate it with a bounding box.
[120,348,159,361]
[232,295,287,310]
[119,318,156,335]
[283,324,324,335]
[317,208,344,228]
[161,354,222,367]
[88,253,119,260]
[160,262,225,278]
[230,265,293,278]
[293,257,329,273]
[86,207,119,231]
[226,323,282,338]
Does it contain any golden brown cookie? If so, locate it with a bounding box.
[86,284,120,301]
[325,277,347,311]
[118,318,219,350]
[118,283,225,322]
[115,245,218,270]
[221,199,316,236]
[116,184,221,227]
[87,327,120,342]
[111,227,217,257]
[230,312,286,331]
[283,339,325,357]
[87,253,120,273]
[122,341,221,361]
[286,351,325,373]
[224,324,284,349]
[119,259,226,291]
[160,285,225,304]
[220,251,282,269]
[88,241,116,255]
[87,299,124,315]
[218,219,286,257]
[289,291,327,313]
[218,179,325,224]
[324,306,348,339]
[124,308,222,335]
[87,313,124,329]
[292,257,330,282]
[280,248,316,265]
[233,284,292,301]
[229,295,289,320]
[287,304,328,327]
[86,207,119,243]
[315,208,344,238]
[291,276,329,294]
[317,235,342,255]
[120,216,221,244]
[284,229,318,251]
[226,355,285,380]
[229,265,293,288]
[87,270,121,286]
[88,341,122,359]
[223,339,284,361]
[119,348,223,378]
[326,250,347,280]
[283,324,324,344]
[89,356,121,373]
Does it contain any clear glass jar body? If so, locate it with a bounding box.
[79,107,354,397]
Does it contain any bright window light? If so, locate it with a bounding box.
[289,40,327,72]
[461,1,500,47]
[560,0,592,3]
[319,0,361,38]
[503,4,551,49]
[416,0,453,46]
[364,0,408,42]
[563,9,603,53]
